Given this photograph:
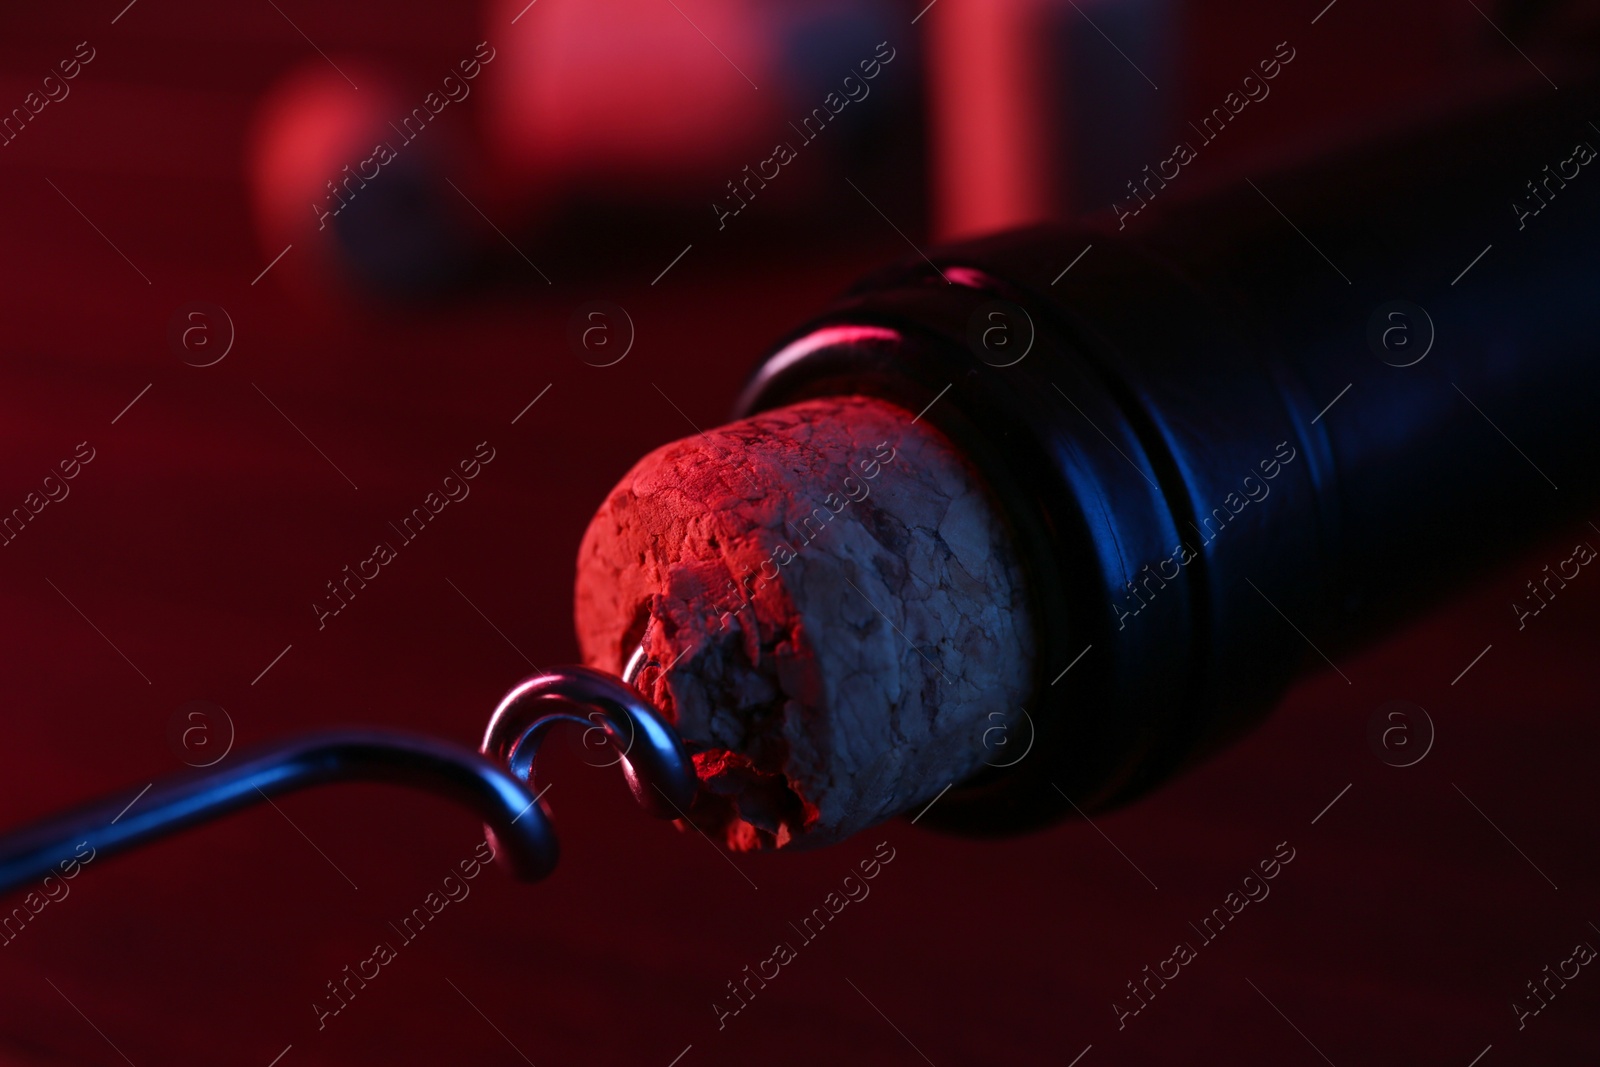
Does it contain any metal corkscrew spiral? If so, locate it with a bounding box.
[477,659,700,869]
[0,662,696,897]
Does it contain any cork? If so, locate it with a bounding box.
[574,396,1035,850]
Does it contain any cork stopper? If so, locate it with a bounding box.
[574,396,1035,850]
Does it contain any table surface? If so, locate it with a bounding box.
[0,3,1596,1065]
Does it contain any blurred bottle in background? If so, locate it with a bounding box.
[925,0,1174,239]
[243,0,1575,305]
[247,0,922,304]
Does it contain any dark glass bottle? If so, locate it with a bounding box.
[734,80,1600,834]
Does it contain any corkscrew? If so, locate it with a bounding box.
[0,655,696,897]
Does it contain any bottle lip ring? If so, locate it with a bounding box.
[730,259,1204,832]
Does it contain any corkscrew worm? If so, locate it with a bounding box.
[0,664,695,897]
[478,660,698,821]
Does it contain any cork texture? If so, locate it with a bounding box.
[574,395,1035,850]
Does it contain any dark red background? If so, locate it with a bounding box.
[0,2,1595,1064]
